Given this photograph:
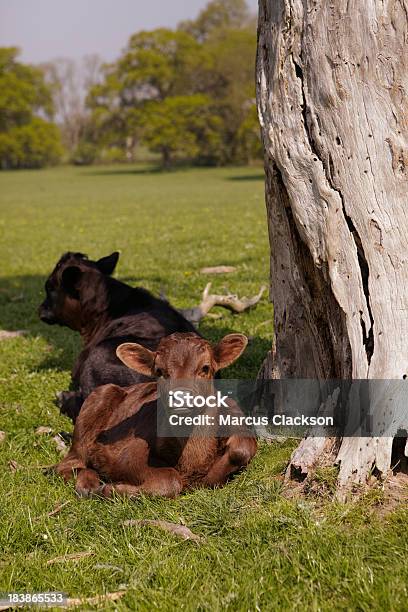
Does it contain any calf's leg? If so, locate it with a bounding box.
[55,450,86,481]
[101,467,183,499]
[202,435,257,487]
[56,453,101,497]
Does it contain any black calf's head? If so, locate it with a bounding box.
[39,251,119,330]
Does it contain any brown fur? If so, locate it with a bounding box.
[56,333,257,498]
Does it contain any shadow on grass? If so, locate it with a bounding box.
[82,166,164,177]
[0,274,269,379]
[81,166,266,181]
[0,274,79,372]
[226,174,265,182]
[82,161,200,177]
[198,321,270,379]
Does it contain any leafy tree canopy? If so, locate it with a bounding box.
[0,48,53,129]
[0,48,62,168]
[139,95,222,166]
[179,0,253,41]
[87,0,261,166]
[118,29,206,100]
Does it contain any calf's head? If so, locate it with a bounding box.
[38,251,119,330]
[116,332,248,381]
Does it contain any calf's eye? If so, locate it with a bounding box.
[155,368,164,378]
[201,365,210,375]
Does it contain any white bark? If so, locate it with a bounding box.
[256,0,408,489]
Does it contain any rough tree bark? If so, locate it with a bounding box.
[256,0,408,491]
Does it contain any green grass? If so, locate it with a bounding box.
[0,164,406,611]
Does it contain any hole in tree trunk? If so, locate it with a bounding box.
[391,432,408,474]
[289,464,308,482]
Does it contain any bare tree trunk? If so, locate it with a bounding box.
[162,147,172,169]
[256,0,408,492]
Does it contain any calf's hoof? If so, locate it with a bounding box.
[99,483,114,498]
[55,391,64,408]
[75,470,100,498]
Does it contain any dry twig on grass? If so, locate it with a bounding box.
[64,591,126,608]
[34,500,71,522]
[46,551,94,565]
[35,426,53,435]
[0,330,26,341]
[123,519,201,542]
[200,265,237,274]
[52,434,68,455]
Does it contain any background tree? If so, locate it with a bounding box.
[179,0,254,41]
[88,28,206,166]
[88,0,261,167]
[0,47,62,169]
[204,28,260,163]
[138,95,222,167]
[42,55,102,161]
[257,0,408,493]
[1,0,261,169]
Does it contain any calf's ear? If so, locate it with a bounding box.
[96,252,120,275]
[116,342,155,376]
[213,333,248,370]
[61,266,82,298]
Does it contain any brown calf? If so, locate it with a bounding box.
[56,332,257,498]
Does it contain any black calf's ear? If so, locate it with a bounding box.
[96,252,120,275]
[61,266,82,298]
[213,333,248,370]
[116,342,156,376]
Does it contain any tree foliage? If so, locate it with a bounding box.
[0,48,62,169]
[87,0,261,166]
[139,95,222,166]
[179,0,253,41]
[1,0,261,169]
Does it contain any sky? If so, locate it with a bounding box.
[0,0,259,64]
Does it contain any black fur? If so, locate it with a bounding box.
[39,252,197,422]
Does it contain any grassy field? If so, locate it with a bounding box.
[0,165,406,611]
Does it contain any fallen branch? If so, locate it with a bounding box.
[46,500,70,517]
[0,330,26,341]
[8,460,20,472]
[200,265,237,274]
[65,591,126,608]
[34,500,71,522]
[180,283,266,326]
[46,551,94,565]
[35,426,53,435]
[52,434,68,456]
[123,519,201,542]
